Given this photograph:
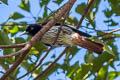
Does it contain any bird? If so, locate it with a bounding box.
[21,23,104,54]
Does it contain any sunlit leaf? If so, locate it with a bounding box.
[67,62,79,78]
[113,34,120,37]
[19,0,30,12]
[29,47,39,55]
[108,71,120,80]
[74,64,92,80]
[9,25,19,33]
[96,65,108,80]
[66,16,78,26]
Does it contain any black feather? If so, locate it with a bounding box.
[26,23,91,37]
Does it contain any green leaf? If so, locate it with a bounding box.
[67,47,79,55]
[15,37,26,51]
[29,47,39,55]
[10,13,24,20]
[104,44,116,57]
[91,52,113,74]
[9,25,19,33]
[74,64,92,80]
[84,51,95,63]
[96,65,108,80]
[108,0,120,16]
[104,9,113,18]
[108,71,120,80]
[66,16,78,26]
[21,61,36,72]
[53,0,63,5]
[40,0,50,7]
[66,61,79,78]
[104,19,112,23]
[66,46,79,60]
[104,19,119,26]
[1,0,8,5]
[0,30,14,54]
[19,0,30,12]
[12,67,20,77]
[43,6,48,18]
[34,41,46,52]
[108,20,118,26]
[38,63,61,80]
[75,3,86,14]
[90,12,95,21]
[113,34,120,37]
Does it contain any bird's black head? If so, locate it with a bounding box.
[25,24,42,36]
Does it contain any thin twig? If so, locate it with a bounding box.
[34,0,76,79]
[30,12,37,21]
[0,44,31,80]
[16,46,53,80]
[0,43,26,49]
[0,71,15,80]
[76,0,94,29]
[53,11,69,45]
[0,24,28,26]
[103,28,120,34]
[96,28,120,38]
[36,4,64,24]
[34,47,69,80]
[0,43,27,58]
[17,9,70,80]
[29,0,76,47]
[0,0,76,79]
[102,36,120,41]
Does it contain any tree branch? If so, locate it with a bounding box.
[96,28,120,38]
[76,0,94,29]
[0,0,76,79]
[0,43,26,49]
[34,47,69,80]
[0,44,31,80]
[29,0,76,46]
[0,43,27,58]
[16,46,53,80]
[17,4,71,80]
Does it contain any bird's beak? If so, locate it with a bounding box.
[20,31,28,36]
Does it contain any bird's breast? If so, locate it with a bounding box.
[40,26,75,46]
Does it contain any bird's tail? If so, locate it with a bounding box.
[72,33,104,54]
[80,39,104,54]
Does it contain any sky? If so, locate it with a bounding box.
[0,0,120,80]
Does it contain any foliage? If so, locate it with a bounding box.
[0,0,120,80]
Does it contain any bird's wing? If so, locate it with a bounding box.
[41,23,92,37]
[63,25,92,37]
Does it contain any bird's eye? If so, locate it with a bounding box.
[30,27,34,31]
